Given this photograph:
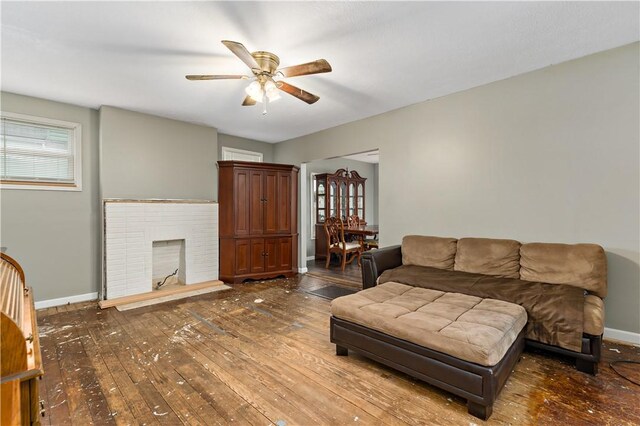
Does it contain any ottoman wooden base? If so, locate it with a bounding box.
[330,316,525,420]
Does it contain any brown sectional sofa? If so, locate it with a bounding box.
[330,235,607,419]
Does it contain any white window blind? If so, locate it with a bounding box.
[0,113,81,189]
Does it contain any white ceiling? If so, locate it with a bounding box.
[1,2,638,143]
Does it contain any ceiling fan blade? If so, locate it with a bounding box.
[185,75,248,80]
[278,81,320,104]
[279,59,332,78]
[242,95,257,106]
[221,40,261,71]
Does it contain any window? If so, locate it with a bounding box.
[1,112,82,191]
[221,146,263,162]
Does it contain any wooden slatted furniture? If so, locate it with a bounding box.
[218,161,299,283]
[345,215,363,247]
[345,215,378,250]
[1,253,44,425]
[346,214,363,228]
[324,217,362,271]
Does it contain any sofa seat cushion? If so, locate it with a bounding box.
[331,282,528,366]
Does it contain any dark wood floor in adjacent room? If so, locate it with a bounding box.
[36,260,640,425]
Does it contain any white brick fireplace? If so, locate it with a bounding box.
[103,200,219,300]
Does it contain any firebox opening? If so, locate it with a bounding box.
[152,239,186,291]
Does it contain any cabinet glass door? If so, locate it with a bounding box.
[348,183,355,216]
[340,181,348,220]
[357,183,364,219]
[317,181,326,223]
[329,181,337,218]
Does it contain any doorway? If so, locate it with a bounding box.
[299,149,379,272]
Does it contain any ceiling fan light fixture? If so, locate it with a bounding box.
[267,90,281,102]
[264,80,281,101]
[245,81,264,102]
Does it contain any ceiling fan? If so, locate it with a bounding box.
[186,40,332,114]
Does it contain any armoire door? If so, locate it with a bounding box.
[264,171,278,234]
[234,239,251,275]
[250,239,265,273]
[233,169,251,235]
[264,238,279,272]
[249,171,264,234]
[278,237,292,270]
[277,172,291,234]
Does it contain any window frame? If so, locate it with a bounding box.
[221,146,263,162]
[0,111,82,191]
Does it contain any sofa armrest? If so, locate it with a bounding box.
[361,245,402,289]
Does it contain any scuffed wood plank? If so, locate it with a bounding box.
[120,303,275,425]
[45,311,98,424]
[108,309,225,425]
[38,317,72,424]
[153,308,320,425]
[70,309,138,425]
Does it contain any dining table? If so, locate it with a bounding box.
[344,224,379,237]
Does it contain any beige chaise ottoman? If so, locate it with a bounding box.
[330,282,528,420]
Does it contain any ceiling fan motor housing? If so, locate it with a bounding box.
[251,51,280,74]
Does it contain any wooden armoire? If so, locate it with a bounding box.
[218,161,299,283]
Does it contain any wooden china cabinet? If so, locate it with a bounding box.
[314,168,366,259]
[218,161,299,283]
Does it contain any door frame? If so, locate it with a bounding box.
[298,162,308,273]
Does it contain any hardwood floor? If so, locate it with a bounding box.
[305,258,362,289]
[37,267,640,425]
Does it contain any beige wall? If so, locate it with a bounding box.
[100,106,218,200]
[218,134,275,163]
[0,92,101,301]
[275,43,640,334]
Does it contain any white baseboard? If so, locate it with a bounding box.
[306,255,315,261]
[298,267,308,274]
[35,292,98,309]
[604,327,640,345]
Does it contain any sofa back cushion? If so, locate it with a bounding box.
[520,243,607,298]
[454,238,521,278]
[402,236,458,270]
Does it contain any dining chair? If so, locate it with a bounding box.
[324,217,362,271]
[364,236,379,250]
[347,214,361,228]
[345,214,362,245]
[347,214,377,250]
